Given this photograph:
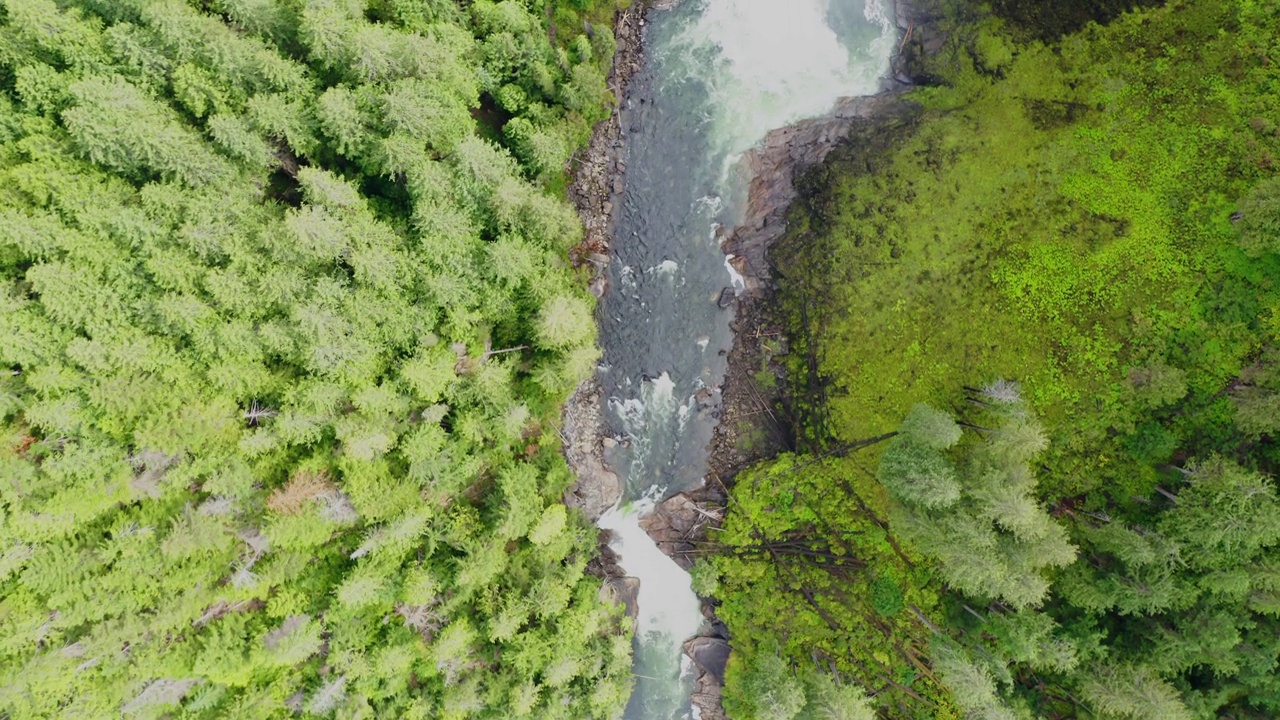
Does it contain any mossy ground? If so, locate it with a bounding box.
[714,0,1280,716]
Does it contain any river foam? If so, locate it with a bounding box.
[668,0,896,162]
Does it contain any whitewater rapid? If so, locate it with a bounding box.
[595,1,896,717]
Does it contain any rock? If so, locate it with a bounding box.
[684,637,731,684]
[562,380,623,522]
[613,178,625,194]
[639,492,723,569]
[589,274,609,298]
[686,635,731,720]
[716,287,735,309]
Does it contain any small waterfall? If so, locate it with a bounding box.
[594,2,896,717]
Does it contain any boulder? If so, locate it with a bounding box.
[686,636,731,720]
[639,492,723,569]
[684,637,731,684]
[716,287,736,309]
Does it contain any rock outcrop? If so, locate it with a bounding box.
[638,489,725,571]
[685,636,732,720]
[720,0,944,296]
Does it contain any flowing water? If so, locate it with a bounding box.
[594,1,897,717]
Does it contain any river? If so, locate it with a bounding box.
[593,1,897,717]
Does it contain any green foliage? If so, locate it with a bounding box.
[688,558,720,597]
[0,0,632,717]
[878,399,1075,610]
[717,0,1280,718]
[732,652,806,720]
[715,450,953,715]
[930,644,1017,720]
[1159,457,1280,570]
[1080,665,1193,720]
[1238,176,1280,257]
[795,672,877,720]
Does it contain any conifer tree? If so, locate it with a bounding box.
[0,0,631,717]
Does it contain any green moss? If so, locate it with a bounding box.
[776,0,1279,496]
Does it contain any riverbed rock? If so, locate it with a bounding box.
[639,491,724,570]
[686,636,731,720]
[716,286,736,309]
[562,380,622,522]
[685,636,731,684]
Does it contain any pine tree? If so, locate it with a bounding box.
[1079,665,1193,720]
[1159,457,1280,570]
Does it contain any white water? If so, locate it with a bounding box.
[599,500,704,690]
[597,1,895,718]
[671,0,897,161]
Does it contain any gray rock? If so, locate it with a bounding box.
[716,287,736,309]
[562,380,623,522]
[684,637,731,684]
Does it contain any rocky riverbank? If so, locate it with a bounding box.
[708,0,940,485]
[563,0,655,526]
[561,0,654,671]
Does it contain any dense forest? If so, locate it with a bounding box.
[0,0,634,718]
[6,0,1280,719]
[711,0,1280,718]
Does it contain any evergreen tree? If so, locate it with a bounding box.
[0,0,631,717]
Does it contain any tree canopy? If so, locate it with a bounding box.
[0,0,632,717]
[711,0,1280,718]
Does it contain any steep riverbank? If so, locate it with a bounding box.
[676,3,944,715]
[707,0,940,488]
[704,0,1280,716]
